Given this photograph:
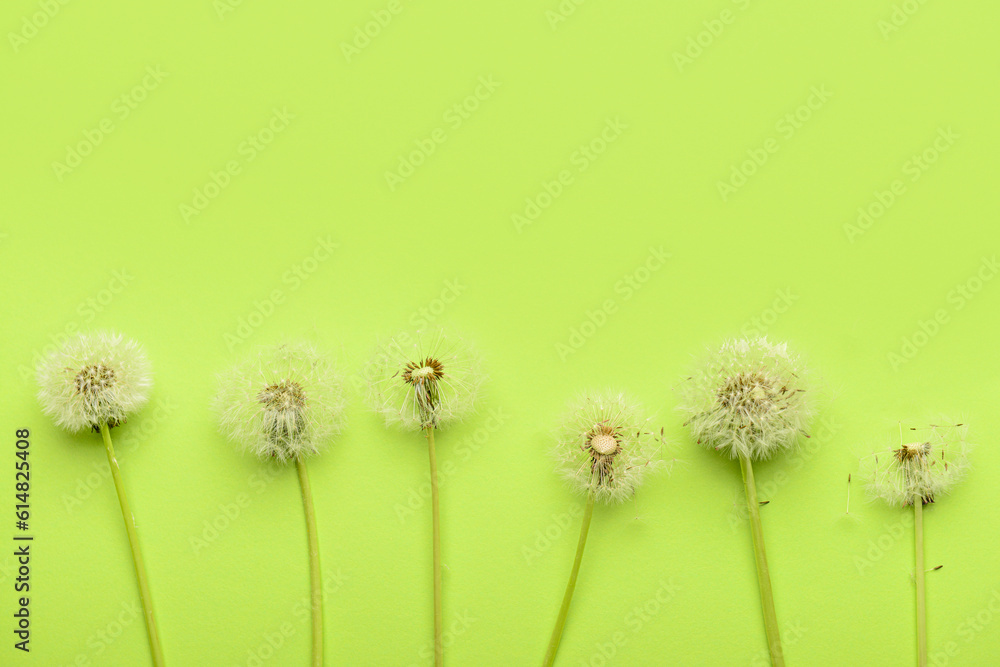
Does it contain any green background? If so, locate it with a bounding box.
[2,0,999,665]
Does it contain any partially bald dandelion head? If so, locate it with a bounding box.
[678,337,812,461]
[215,341,346,462]
[553,391,664,504]
[364,329,483,431]
[864,421,971,506]
[36,331,152,432]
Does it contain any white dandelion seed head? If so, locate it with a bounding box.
[364,328,483,431]
[214,341,346,462]
[678,337,812,461]
[36,331,152,433]
[552,390,664,505]
[863,421,971,507]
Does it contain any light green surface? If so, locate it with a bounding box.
[2,1,999,665]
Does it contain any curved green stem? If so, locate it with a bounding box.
[425,427,443,667]
[296,456,324,667]
[914,496,926,667]
[100,423,165,667]
[740,454,784,667]
[542,491,595,667]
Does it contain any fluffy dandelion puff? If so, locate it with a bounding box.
[36,331,152,432]
[364,329,483,431]
[864,421,971,507]
[678,337,812,461]
[552,391,663,504]
[215,341,346,461]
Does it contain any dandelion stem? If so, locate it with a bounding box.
[296,456,323,667]
[542,491,595,667]
[426,426,444,667]
[740,454,784,667]
[100,423,165,667]
[914,495,927,667]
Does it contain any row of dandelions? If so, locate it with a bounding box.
[541,339,813,667]
[35,328,483,667]
[36,330,974,667]
[216,330,483,667]
[672,337,973,667]
[860,422,971,667]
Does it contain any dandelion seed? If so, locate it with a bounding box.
[846,473,852,515]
